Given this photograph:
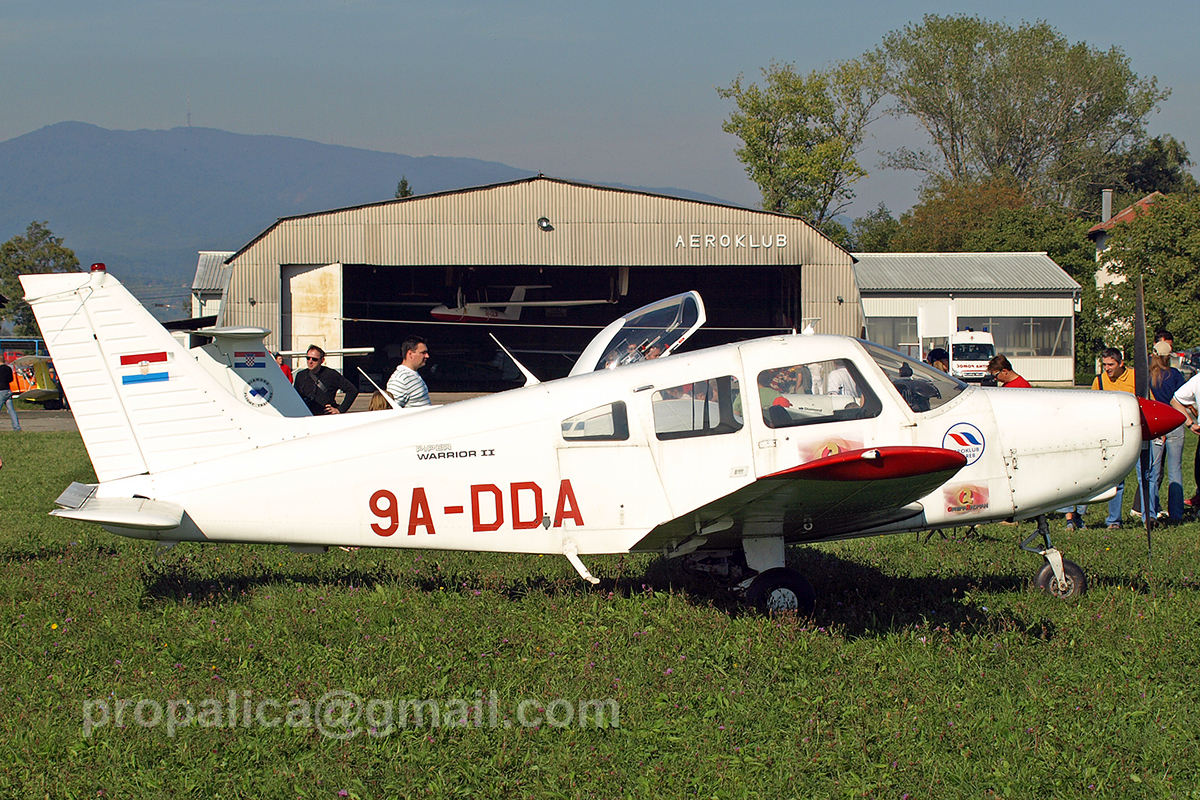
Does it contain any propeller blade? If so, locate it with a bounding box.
[1140,443,1154,557]
[1133,276,1149,398]
[1134,275,1152,557]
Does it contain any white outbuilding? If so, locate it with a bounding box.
[854,252,1081,386]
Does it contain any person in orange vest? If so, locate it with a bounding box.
[1094,348,1137,528]
[0,360,20,431]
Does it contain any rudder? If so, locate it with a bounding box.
[21,267,277,482]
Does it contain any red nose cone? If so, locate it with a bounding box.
[90,263,106,272]
[1138,397,1186,440]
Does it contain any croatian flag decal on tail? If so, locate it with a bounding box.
[119,351,170,385]
[235,351,267,369]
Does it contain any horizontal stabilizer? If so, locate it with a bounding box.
[51,483,184,530]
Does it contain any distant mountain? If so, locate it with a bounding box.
[0,122,736,295]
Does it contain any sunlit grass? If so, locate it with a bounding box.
[2,431,1199,797]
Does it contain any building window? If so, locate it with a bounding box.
[864,317,919,358]
[958,317,1073,357]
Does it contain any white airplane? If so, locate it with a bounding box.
[21,265,1185,612]
[429,285,614,323]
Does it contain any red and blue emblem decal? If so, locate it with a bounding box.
[942,423,985,465]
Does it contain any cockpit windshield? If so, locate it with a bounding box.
[860,341,967,413]
[570,291,705,376]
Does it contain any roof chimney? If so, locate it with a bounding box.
[1102,189,1113,223]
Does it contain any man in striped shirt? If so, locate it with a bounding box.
[386,336,431,408]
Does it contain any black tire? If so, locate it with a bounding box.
[746,568,816,615]
[1035,559,1087,599]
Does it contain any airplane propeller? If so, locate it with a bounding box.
[1133,275,1153,558]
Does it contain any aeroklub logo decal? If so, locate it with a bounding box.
[942,423,985,466]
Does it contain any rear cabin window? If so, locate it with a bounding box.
[652,376,743,440]
[561,401,630,441]
[757,359,882,428]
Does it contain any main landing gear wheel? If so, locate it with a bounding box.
[1035,559,1087,599]
[746,568,816,615]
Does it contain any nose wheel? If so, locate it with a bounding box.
[1022,514,1087,599]
[1034,559,1087,598]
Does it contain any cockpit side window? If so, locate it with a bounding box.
[561,401,630,441]
[859,341,967,413]
[757,359,881,428]
[652,376,743,440]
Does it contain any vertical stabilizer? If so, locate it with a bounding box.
[499,286,527,321]
[20,268,280,481]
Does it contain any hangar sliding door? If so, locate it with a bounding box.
[282,263,344,370]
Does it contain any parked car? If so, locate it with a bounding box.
[1180,348,1200,380]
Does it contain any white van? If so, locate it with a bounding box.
[949,330,996,384]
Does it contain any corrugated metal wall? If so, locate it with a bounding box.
[223,177,862,341]
[862,296,1075,318]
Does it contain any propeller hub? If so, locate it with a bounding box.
[1138,397,1186,440]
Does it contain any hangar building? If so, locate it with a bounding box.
[220,176,863,390]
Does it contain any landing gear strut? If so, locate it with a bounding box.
[1021,514,1087,599]
[736,534,816,615]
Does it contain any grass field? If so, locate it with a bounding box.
[2,430,1200,798]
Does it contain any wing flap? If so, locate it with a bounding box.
[633,446,967,551]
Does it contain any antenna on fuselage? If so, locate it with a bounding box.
[357,367,400,410]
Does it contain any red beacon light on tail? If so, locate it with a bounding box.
[90,263,106,272]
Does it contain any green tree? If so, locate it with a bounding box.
[1081,135,1199,214]
[0,222,80,335]
[881,15,1167,205]
[395,176,414,198]
[890,177,1027,252]
[718,56,886,233]
[1099,195,1200,351]
[849,203,901,252]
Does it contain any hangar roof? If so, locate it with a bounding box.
[853,252,1080,294]
[191,251,235,292]
[228,175,853,268]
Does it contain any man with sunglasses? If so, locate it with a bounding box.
[293,345,359,415]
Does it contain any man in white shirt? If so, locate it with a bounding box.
[825,361,862,405]
[1171,372,1200,509]
[386,336,431,408]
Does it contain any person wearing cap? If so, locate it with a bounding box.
[1140,339,1188,522]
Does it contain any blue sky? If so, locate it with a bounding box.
[2,0,1195,217]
